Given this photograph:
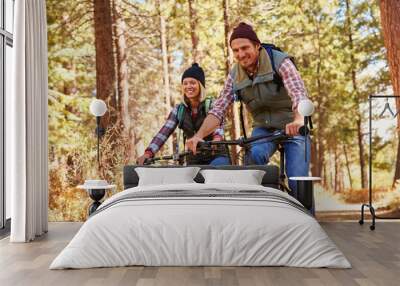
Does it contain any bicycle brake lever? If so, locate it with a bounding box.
[298,126,310,136]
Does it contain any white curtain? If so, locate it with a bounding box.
[8,0,48,242]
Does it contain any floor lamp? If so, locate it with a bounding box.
[89,98,107,170]
[83,98,109,215]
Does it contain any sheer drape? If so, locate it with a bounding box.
[9,0,48,242]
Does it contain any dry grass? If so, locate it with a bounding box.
[49,123,129,221]
[341,187,387,204]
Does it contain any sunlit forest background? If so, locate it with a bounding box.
[46,0,400,221]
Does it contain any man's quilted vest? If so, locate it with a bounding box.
[231,48,294,130]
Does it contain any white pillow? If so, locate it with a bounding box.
[135,167,200,186]
[200,169,266,185]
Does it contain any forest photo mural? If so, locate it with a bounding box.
[46,0,400,221]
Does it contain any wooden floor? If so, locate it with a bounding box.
[0,221,399,286]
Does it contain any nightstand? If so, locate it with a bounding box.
[289,176,321,213]
[77,181,116,215]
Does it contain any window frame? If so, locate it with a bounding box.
[0,0,14,234]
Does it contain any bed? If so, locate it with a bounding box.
[50,165,351,269]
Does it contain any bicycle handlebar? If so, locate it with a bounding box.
[198,126,310,149]
[143,145,215,165]
[143,151,192,165]
[143,126,310,165]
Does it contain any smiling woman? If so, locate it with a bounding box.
[136,63,230,167]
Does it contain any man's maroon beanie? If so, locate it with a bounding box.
[229,22,261,46]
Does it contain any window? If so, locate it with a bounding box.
[5,0,13,33]
[1,0,14,234]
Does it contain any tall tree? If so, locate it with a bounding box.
[345,0,367,189]
[112,0,137,161]
[222,0,242,164]
[222,0,232,74]
[380,0,400,186]
[156,0,173,154]
[188,0,199,62]
[93,0,117,127]
[380,1,400,97]
[310,8,326,182]
[343,143,353,189]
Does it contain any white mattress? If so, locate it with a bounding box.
[50,183,351,269]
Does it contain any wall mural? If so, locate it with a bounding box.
[46,0,399,221]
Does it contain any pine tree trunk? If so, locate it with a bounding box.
[223,0,232,74]
[380,0,400,187]
[112,0,136,162]
[334,144,338,193]
[166,29,178,152]
[320,141,326,186]
[188,0,199,63]
[93,0,118,178]
[157,0,173,154]
[329,155,334,191]
[339,167,344,193]
[394,142,400,188]
[356,118,367,188]
[243,105,251,136]
[93,0,117,128]
[311,140,320,176]
[343,143,353,189]
[310,16,324,180]
[345,0,367,189]
[222,0,241,164]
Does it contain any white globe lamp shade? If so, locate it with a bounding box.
[298,99,315,117]
[90,99,107,117]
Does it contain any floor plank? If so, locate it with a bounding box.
[0,221,399,286]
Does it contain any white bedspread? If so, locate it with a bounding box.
[50,183,351,269]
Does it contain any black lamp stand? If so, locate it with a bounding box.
[95,116,105,169]
[87,116,106,216]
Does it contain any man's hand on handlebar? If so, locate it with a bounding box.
[186,134,204,155]
[285,119,304,136]
[137,153,152,165]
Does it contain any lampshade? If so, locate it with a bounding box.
[298,99,315,116]
[89,99,107,117]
